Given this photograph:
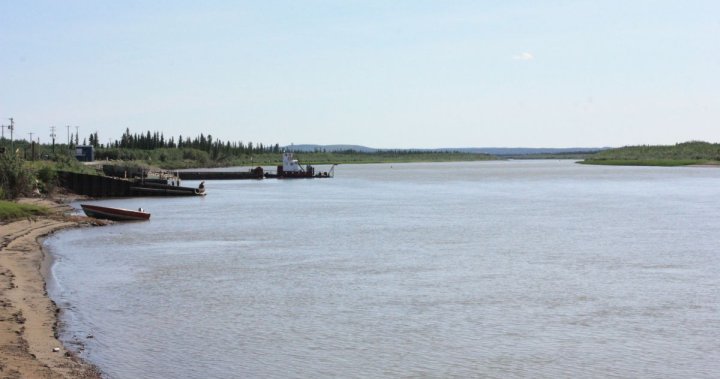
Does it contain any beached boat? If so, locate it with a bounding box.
[80,204,151,221]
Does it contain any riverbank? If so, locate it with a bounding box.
[0,197,104,378]
[579,159,720,166]
[579,141,720,166]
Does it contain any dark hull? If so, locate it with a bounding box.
[178,167,264,180]
[81,204,151,221]
[263,173,332,179]
[264,164,333,179]
[129,186,206,196]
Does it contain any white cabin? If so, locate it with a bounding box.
[282,152,303,172]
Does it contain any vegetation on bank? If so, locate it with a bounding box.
[0,200,50,221]
[581,159,707,166]
[581,141,720,166]
[0,150,94,200]
[0,153,34,199]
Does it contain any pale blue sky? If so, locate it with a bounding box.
[1,1,719,148]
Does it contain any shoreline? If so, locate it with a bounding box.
[0,197,105,378]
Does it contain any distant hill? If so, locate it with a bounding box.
[285,144,609,155]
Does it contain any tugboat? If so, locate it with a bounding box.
[265,152,335,179]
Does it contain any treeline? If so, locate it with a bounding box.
[89,128,283,166]
[112,128,281,154]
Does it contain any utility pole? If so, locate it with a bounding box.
[0,124,4,156]
[50,126,57,153]
[66,125,70,145]
[9,118,14,152]
[28,132,34,161]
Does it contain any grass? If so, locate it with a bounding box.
[0,200,50,221]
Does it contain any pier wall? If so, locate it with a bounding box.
[58,171,202,197]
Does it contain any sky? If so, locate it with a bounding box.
[1,0,719,149]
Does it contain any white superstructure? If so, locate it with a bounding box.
[282,152,303,172]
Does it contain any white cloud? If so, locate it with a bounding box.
[513,52,535,61]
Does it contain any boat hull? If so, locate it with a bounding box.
[80,204,151,221]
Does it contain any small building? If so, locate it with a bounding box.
[74,145,94,162]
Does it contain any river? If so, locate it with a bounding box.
[45,160,720,378]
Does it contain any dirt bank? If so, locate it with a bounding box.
[0,197,103,378]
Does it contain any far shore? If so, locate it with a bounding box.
[0,196,105,378]
[579,159,720,167]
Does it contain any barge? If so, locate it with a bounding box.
[178,167,264,180]
[58,171,207,198]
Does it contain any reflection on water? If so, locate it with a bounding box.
[46,161,720,378]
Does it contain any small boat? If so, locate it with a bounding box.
[80,204,151,221]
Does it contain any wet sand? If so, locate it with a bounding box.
[0,198,103,379]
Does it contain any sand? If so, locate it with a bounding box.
[0,198,103,379]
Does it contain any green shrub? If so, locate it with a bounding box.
[0,155,34,200]
[36,166,58,194]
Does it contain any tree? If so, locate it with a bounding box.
[88,132,100,148]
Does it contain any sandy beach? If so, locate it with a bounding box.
[0,198,102,379]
